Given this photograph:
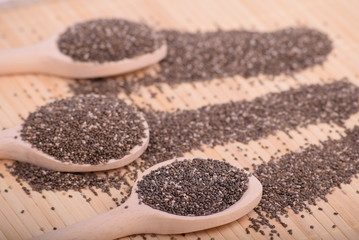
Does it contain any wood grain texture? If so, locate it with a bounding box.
[0,0,359,239]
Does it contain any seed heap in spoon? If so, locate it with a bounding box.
[136,158,249,216]
[20,95,146,165]
[57,18,165,63]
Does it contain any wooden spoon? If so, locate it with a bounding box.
[0,31,167,78]
[32,157,262,240]
[0,115,149,172]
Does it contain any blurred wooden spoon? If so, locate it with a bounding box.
[0,27,166,78]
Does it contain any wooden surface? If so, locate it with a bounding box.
[0,0,359,239]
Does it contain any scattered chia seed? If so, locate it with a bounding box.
[6,161,131,195]
[138,80,359,168]
[20,95,146,165]
[70,27,332,95]
[22,186,30,195]
[137,158,249,216]
[58,18,164,63]
[250,126,359,233]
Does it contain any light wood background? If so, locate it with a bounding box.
[0,0,359,239]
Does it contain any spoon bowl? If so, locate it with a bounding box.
[0,30,167,78]
[32,157,262,240]
[0,114,149,172]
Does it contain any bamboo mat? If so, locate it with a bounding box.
[0,0,359,239]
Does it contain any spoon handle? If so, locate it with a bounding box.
[0,44,46,75]
[31,202,148,240]
[0,127,21,160]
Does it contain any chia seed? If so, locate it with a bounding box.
[250,126,359,233]
[139,80,359,168]
[20,95,146,165]
[70,27,332,95]
[58,18,164,63]
[6,160,134,202]
[136,158,249,216]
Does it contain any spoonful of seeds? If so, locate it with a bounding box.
[32,157,262,240]
[0,94,149,172]
[0,18,167,78]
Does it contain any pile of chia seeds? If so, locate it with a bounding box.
[20,95,146,165]
[138,80,359,168]
[136,158,249,216]
[6,162,129,194]
[248,126,359,237]
[57,18,164,63]
[70,27,332,95]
